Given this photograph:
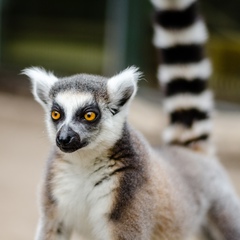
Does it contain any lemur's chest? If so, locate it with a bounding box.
[51,157,119,236]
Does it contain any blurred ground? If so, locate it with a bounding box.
[0,91,239,240]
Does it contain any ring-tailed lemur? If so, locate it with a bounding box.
[23,0,240,239]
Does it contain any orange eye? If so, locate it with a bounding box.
[51,111,61,120]
[84,112,96,121]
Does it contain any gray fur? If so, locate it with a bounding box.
[50,74,109,101]
[23,67,240,240]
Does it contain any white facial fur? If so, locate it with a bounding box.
[47,91,127,156]
[46,92,94,143]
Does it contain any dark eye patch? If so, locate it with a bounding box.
[74,104,101,124]
[51,102,65,123]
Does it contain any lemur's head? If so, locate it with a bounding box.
[23,67,141,153]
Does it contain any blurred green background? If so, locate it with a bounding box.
[0,0,240,103]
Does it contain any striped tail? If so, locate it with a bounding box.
[151,0,214,155]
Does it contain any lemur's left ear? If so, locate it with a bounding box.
[107,66,141,114]
[22,67,58,109]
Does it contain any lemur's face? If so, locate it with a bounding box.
[23,67,141,153]
[48,92,104,153]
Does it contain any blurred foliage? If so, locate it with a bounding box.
[201,0,240,31]
[4,18,104,74]
[0,0,240,103]
[208,37,240,102]
[1,0,106,75]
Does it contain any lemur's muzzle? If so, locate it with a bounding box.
[56,126,86,153]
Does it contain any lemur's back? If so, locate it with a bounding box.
[151,146,236,239]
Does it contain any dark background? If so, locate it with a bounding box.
[0,0,240,101]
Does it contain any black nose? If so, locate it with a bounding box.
[56,126,81,153]
[57,134,75,146]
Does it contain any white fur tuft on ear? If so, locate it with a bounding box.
[22,67,58,109]
[107,66,142,113]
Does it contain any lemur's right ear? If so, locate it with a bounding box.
[22,67,58,109]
